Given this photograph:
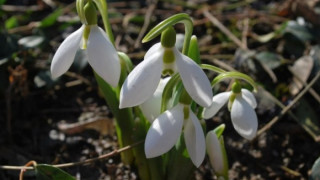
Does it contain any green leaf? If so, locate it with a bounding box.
[255,21,288,43]
[5,16,18,29]
[0,0,6,5]
[285,20,313,42]
[255,51,282,69]
[35,164,75,180]
[40,8,62,28]
[214,124,226,138]
[310,156,320,180]
[188,35,200,64]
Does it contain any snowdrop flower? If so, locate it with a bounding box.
[203,83,258,140]
[140,77,170,123]
[206,129,227,177]
[145,103,206,167]
[50,1,120,87]
[119,27,212,108]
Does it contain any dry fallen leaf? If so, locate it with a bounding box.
[289,55,313,95]
[58,117,115,136]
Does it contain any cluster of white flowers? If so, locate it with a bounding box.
[50,12,258,169]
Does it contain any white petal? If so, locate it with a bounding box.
[241,89,257,109]
[174,48,213,107]
[119,48,163,108]
[203,92,231,119]
[206,131,224,174]
[231,96,258,140]
[51,26,84,78]
[144,43,162,59]
[145,104,184,158]
[140,77,170,123]
[87,25,121,87]
[184,110,206,167]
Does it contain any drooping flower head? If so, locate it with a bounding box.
[144,101,206,167]
[119,27,212,108]
[50,1,120,87]
[203,82,258,140]
[206,126,228,178]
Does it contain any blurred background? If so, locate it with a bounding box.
[0,0,320,179]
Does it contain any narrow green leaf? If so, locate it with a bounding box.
[35,164,75,180]
[0,0,6,5]
[187,35,200,64]
[214,124,226,138]
[40,8,62,28]
[5,16,18,29]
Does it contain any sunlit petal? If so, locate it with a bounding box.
[144,43,162,59]
[140,77,170,123]
[203,92,231,119]
[184,110,206,167]
[206,131,224,174]
[231,96,258,140]
[51,26,84,78]
[87,25,120,87]
[119,49,164,108]
[145,104,184,158]
[241,89,257,109]
[174,48,213,107]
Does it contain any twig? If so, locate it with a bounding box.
[0,140,144,171]
[19,161,37,180]
[134,0,158,48]
[7,2,76,34]
[256,72,320,137]
[203,9,248,50]
[241,18,249,49]
[1,5,43,12]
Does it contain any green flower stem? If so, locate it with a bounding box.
[94,72,134,164]
[76,0,86,24]
[93,0,115,45]
[200,64,226,74]
[166,136,196,180]
[211,71,257,91]
[142,13,193,55]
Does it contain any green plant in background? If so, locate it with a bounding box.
[45,0,258,179]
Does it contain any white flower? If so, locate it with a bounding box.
[140,77,170,123]
[119,42,212,108]
[144,103,206,167]
[203,89,258,140]
[50,25,120,87]
[206,131,225,175]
